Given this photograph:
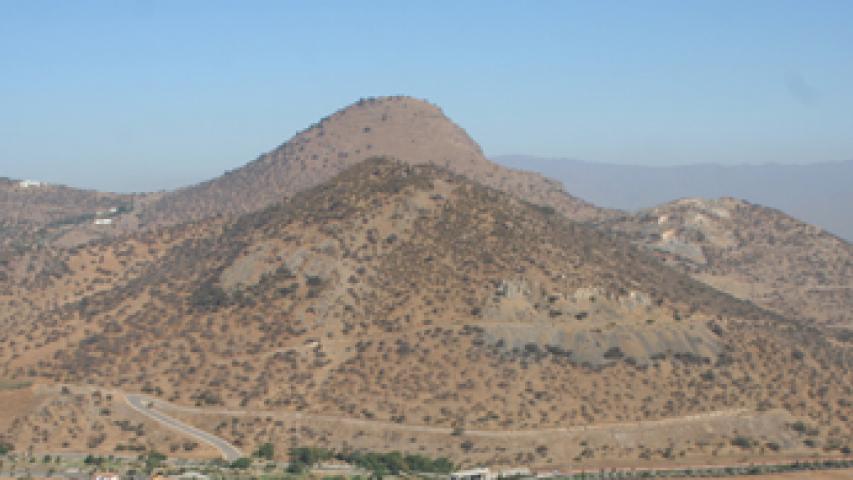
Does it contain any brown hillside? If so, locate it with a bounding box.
[601,198,853,329]
[2,159,850,465]
[0,178,137,251]
[136,96,606,227]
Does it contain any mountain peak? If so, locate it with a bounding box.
[137,97,606,227]
[273,94,487,173]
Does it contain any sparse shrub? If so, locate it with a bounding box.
[189,282,229,310]
[603,346,624,359]
[255,442,274,460]
[144,450,167,473]
[731,435,753,449]
[229,457,252,469]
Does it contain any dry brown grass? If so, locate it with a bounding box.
[1,159,849,466]
[0,384,218,458]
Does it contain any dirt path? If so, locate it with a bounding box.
[142,393,747,437]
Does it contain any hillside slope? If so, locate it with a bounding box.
[601,198,853,328]
[136,96,607,227]
[0,178,137,251]
[3,159,849,464]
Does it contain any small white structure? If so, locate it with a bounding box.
[98,206,120,216]
[173,472,210,480]
[535,470,557,479]
[451,467,532,480]
[94,218,113,225]
[18,179,43,188]
[500,468,531,478]
[451,468,493,480]
[92,473,121,480]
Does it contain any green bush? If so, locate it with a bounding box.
[255,442,275,460]
[731,435,753,449]
[289,447,334,466]
[144,451,167,473]
[229,457,253,469]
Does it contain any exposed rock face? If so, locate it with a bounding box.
[480,280,720,367]
[603,197,853,327]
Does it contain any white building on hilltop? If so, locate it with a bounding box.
[18,179,43,188]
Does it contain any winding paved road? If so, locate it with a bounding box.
[125,394,243,461]
[146,395,749,438]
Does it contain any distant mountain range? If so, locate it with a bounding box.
[493,156,853,241]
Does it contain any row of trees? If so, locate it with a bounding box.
[249,444,454,477]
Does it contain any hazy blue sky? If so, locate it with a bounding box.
[2,1,852,192]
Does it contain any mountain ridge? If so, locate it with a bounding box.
[600,196,853,327]
[136,96,607,228]
[2,158,849,465]
[494,155,853,241]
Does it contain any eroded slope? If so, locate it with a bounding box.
[602,198,853,329]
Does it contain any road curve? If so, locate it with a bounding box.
[125,394,244,462]
[147,395,749,438]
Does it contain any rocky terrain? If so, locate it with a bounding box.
[1,159,850,466]
[601,198,853,329]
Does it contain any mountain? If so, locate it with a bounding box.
[2,159,849,466]
[493,156,853,241]
[135,97,606,229]
[2,98,608,255]
[600,198,853,328]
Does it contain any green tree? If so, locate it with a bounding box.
[229,457,253,469]
[144,451,167,473]
[255,442,275,460]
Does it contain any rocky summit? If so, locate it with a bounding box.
[136,96,606,228]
